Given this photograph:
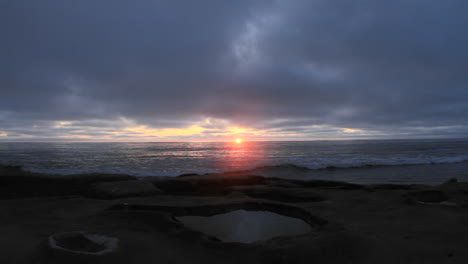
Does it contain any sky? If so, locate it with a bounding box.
[1,0,468,141]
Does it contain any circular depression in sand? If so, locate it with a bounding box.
[176,209,312,243]
[48,231,119,255]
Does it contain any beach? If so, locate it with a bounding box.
[1,165,468,263]
[3,0,468,262]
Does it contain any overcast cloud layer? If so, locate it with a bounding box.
[1,0,468,141]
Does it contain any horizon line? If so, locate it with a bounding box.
[0,137,467,144]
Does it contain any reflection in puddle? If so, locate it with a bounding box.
[176,209,312,243]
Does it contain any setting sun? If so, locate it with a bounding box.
[235,138,242,144]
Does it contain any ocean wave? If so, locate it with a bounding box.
[22,167,218,177]
[252,155,468,172]
[14,155,468,177]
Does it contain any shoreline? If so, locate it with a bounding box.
[5,159,468,185]
[1,165,468,263]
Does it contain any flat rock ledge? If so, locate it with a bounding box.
[90,180,163,199]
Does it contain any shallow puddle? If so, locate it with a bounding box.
[176,209,312,243]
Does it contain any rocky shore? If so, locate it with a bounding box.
[1,165,468,263]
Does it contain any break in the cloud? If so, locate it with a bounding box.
[1,0,468,141]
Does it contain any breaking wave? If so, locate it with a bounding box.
[20,155,468,177]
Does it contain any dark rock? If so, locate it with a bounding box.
[291,179,365,190]
[55,233,106,253]
[90,180,162,199]
[48,231,119,255]
[405,190,448,203]
[0,165,24,176]
[177,173,200,178]
[0,169,136,199]
[231,186,326,203]
[370,184,415,190]
[109,201,328,226]
[154,174,267,196]
[445,178,458,184]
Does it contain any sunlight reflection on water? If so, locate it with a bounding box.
[1,139,468,184]
[176,209,312,243]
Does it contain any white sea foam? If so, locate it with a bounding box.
[296,155,468,170]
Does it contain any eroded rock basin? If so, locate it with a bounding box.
[48,231,119,255]
[176,209,312,243]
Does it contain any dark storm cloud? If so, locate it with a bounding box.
[1,0,468,140]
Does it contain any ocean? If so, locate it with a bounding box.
[1,139,468,184]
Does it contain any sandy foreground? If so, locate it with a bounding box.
[1,165,468,264]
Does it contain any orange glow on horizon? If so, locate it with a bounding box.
[124,125,205,137]
[235,138,242,144]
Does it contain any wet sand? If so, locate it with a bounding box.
[1,165,468,263]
